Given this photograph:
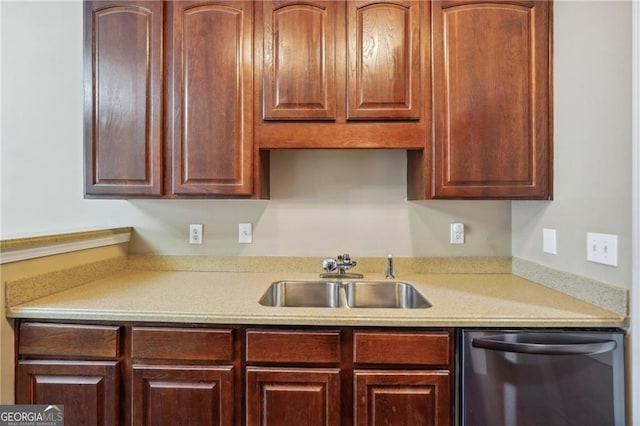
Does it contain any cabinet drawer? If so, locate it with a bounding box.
[354,331,450,366]
[19,322,120,359]
[131,327,234,362]
[246,330,341,364]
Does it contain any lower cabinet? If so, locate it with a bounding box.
[132,365,234,426]
[17,360,120,426]
[15,321,454,425]
[354,370,450,426]
[246,367,341,425]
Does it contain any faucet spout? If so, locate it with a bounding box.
[386,254,395,279]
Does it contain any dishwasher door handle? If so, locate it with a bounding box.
[472,337,617,355]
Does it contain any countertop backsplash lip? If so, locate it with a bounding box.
[0,227,133,251]
[125,254,513,274]
[4,256,129,308]
[512,257,629,317]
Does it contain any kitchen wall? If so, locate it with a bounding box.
[512,0,633,290]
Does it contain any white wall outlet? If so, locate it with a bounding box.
[543,228,557,254]
[239,223,252,244]
[586,232,618,266]
[450,222,464,244]
[189,224,203,244]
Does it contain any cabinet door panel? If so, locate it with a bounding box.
[84,1,163,196]
[246,367,340,426]
[17,360,119,426]
[169,1,253,195]
[132,364,234,426]
[262,0,337,120]
[347,0,423,120]
[432,0,551,198]
[354,370,450,426]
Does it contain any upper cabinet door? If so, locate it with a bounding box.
[262,1,337,120]
[84,1,163,197]
[169,1,254,196]
[432,0,552,199]
[347,0,423,120]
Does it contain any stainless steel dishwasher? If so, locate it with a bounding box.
[460,329,625,426]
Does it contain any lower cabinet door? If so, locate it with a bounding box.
[16,360,120,426]
[132,364,234,426]
[354,370,450,426]
[246,367,341,426]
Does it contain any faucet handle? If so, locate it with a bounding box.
[322,258,337,272]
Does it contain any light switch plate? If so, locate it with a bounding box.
[543,228,557,254]
[239,223,252,244]
[586,232,618,266]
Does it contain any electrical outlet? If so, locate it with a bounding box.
[239,223,252,244]
[450,223,464,244]
[586,232,618,266]
[189,224,203,244]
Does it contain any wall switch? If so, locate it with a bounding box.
[450,222,464,244]
[586,232,618,266]
[543,228,557,254]
[189,224,203,244]
[239,223,252,244]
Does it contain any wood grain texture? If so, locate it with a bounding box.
[131,327,233,362]
[168,1,254,196]
[354,370,450,426]
[19,322,120,358]
[246,367,341,426]
[432,0,552,199]
[17,360,120,426]
[132,364,234,426]
[246,329,341,363]
[347,0,423,120]
[353,331,450,366]
[262,0,337,120]
[84,1,163,196]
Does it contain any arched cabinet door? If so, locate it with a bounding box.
[262,0,338,121]
[84,1,163,197]
[346,0,424,120]
[431,0,552,199]
[168,1,254,196]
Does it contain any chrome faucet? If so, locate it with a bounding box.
[321,254,363,278]
[386,254,395,279]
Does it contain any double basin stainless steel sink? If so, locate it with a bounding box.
[259,280,431,309]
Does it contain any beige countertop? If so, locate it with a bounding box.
[6,269,626,327]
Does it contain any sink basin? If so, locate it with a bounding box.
[344,281,431,309]
[259,280,431,309]
[259,280,342,307]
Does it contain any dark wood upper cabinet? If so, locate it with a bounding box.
[83,0,552,200]
[84,1,163,197]
[346,0,422,120]
[167,1,254,196]
[256,0,429,149]
[84,1,260,198]
[430,0,552,199]
[262,1,337,120]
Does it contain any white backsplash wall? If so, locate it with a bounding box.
[127,150,512,256]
